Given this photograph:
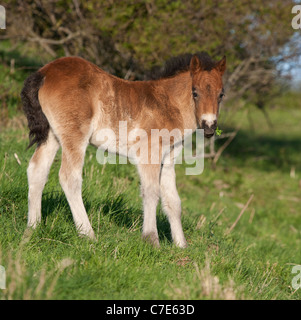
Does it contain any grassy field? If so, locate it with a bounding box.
[0,48,301,299]
[0,105,301,300]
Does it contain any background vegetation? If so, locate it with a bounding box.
[0,0,301,300]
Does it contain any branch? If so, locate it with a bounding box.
[28,31,82,45]
[212,130,238,167]
[225,194,254,235]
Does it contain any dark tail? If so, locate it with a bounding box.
[21,71,50,148]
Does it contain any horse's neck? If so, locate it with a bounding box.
[107,72,197,133]
[158,72,197,131]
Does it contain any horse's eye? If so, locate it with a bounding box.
[218,91,225,102]
[192,88,198,99]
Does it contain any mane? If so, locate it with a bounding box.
[148,52,216,80]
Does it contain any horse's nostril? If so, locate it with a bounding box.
[201,119,217,131]
[211,120,217,130]
[201,120,207,129]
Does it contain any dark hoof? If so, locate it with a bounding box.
[142,232,160,248]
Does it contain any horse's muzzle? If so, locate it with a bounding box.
[202,119,217,138]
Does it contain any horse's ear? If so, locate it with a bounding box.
[215,56,226,75]
[190,55,202,74]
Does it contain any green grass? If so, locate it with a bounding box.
[1,104,301,300]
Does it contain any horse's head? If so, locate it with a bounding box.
[190,54,226,138]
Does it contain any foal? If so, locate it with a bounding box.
[21,53,226,248]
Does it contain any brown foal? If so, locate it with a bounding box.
[21,52,226,247]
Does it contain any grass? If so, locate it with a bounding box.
[1,105,301,300]
[0,47,301,299]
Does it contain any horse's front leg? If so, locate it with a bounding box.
[138,163,161,247]
[160,162,187,248]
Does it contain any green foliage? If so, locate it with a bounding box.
[0,40,44,124]
[215,127,223,136]
[5,1,296,72]
[1,0,298,115]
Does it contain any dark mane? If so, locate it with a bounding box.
[148,52,216,80]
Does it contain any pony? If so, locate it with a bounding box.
[21,52,226,248]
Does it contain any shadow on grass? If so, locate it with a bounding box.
[213,126,301,172]
[41,190,173,244]
[91,192,172,244]
[41,191,72,222]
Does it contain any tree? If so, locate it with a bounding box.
[2,0,299,103]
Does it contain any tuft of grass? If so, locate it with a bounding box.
[0,231,74,300]
[165,255,245,300]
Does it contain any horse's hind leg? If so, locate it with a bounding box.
[27,130,60,228]
[59,138,95,239]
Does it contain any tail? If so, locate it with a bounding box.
[21,71,50,148]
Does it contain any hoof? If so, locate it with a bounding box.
[142,232,160,248]
[21,227,34,244]
[79,229,96,241]
[176,241,188,249]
